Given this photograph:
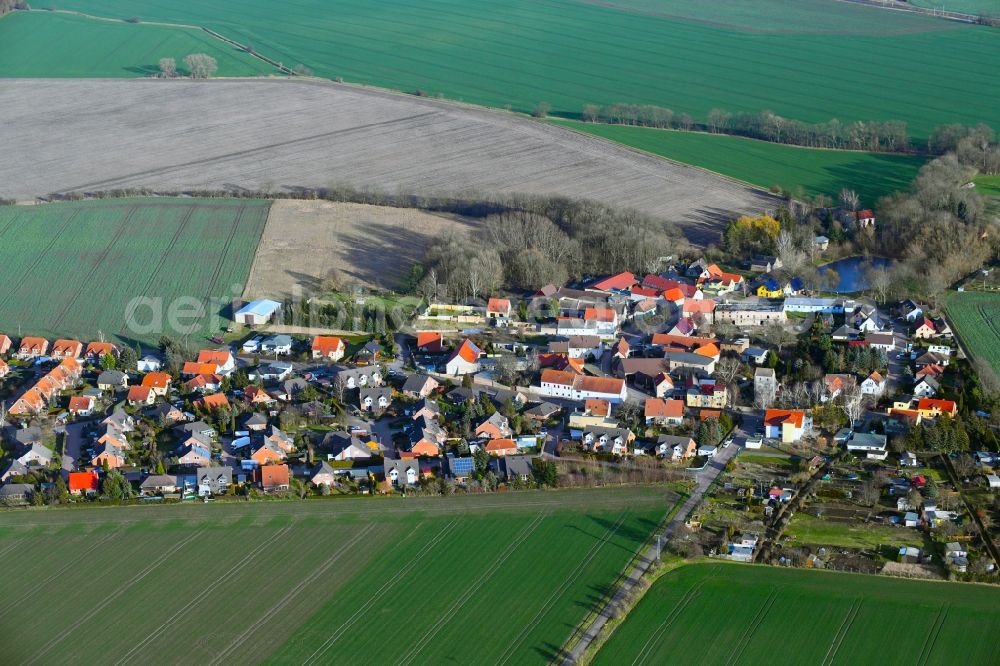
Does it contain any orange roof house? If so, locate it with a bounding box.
[694,343,721,359]
[589,272,637,292]
[311,335,346,360]
[251,442,285,465]
[68,471,100,495]
[17,336,49,358]
[183,362,219,376]
[8,357,82,416]
[258,464,290,493]
[645,398,684,424]
[196,393,230,412]
[486,298,512,317]
[763,409,810,443]
[0,358,8,378]
[585,399,611,417]
[416,331,444,353]
[0,335,11,356]
[141,372,172,397]
[583,307,617,323]
[197,349,234,372]
[85,341,118,360]
[127,385,155,406]
[682,299,717,316]
[444,339,482,375]
[650,333,716,349]
[68,395,95,415]
[244,385,275,405]
[663,287,685,303]
[485,438,519,456]
[51,339,83,359]
[539,369,627,402]
[917,398,957,418]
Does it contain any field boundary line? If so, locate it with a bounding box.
[820,595,864,666]
[0,528,121,621]
[25,528,204,664]
[209,522,376,665]
[397,511,549,666]
[495,512,630,666]
[724,587,779,665]
[629,575,712,666]
[303,519,459,664]
[114,522,297,665]
[59,112,439,194]
[202,202,244,302]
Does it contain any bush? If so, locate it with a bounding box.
[126,15,140,23]
[531,101,551,118]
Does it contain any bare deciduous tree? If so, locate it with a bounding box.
[865,264,893,305]
[858,479,880,507]
[840,382,866,429]
[158,57,177,78]
[839,188,860,212]
[184,53,218,79]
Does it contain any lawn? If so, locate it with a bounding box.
[594,562,1000,665]
[784,513,919,550]
[0,10,273,77]
[39,0,1000,141]
[945,291,1000,376]
[0,486,674,664]
[552,121,928,204]
[0,198,271,345]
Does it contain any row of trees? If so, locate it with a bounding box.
[581,103,911,152]
[157,54,218,79]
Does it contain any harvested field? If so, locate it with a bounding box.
[0,486,674,664]
[244,200,479,297]
[0,79,777,245]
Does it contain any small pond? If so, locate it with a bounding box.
[817,256,892,293]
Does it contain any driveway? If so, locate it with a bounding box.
[61,421,89,479]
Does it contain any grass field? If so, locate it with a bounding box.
[0,487,673,664]
[38,0,1000,141]
[0,198,270,345]
[552,121,928,204]
[595,562,1000,665]
[0,10,272,77]
[946,291,1000,376]
[785,512,919,550]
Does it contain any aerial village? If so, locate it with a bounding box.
[0,241,996,580]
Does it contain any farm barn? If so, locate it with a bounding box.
[235,299,282,327]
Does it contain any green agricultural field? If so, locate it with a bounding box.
[595,563,1000,665]
[946,291,1000,376]
[0,198,270,345]
[0,487,674,664]
[0,10,272,78]
[40,0,1000,140]
[552,121,927,204]
[911,0,1000,16]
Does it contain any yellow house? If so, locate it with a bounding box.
[756,278,783,299]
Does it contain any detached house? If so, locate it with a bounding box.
[127,386,155,407]
[644,398,684,426]
[68,395,95,417]
[913,318,936,340]
[860,371,886,397]
[539,369,627,403]
[444,339,481,376]
[311,336,346,361]
[0,335,11,357]
[476,412,511,439]
[764,409,812,443]
[141,372,172,396]
[196,349,236,375]
[486,297,513,322]
[415,331,445,354]
[68,471,100,495]
[258,464,290,493]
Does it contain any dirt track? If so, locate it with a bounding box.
[0,78,777,245]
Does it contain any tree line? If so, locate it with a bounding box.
[421,199,688,300]
[581,103,911,153]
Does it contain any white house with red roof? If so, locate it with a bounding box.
[588,272,636,293]
[444,339,481,376]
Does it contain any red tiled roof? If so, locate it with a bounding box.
[583,308,616,322]
[485,438,518,452]
[19,336,48,352]
[645,398,684,419]
[585,399,610,416]
[260,464,290,487]
[86,341,117,358]
[68,395,93,412]
[183,362,218,376]
[142,372,171,389]
[198,393,230,410]
[651,333,716,349]
[590,272,636,292]
[416,331,444,351]
[683,299,716,315]
[311,336,344,354]
[487,297,511,312]
[454,339,481,364]
[127,386,152,402]
[764,409,805,428]
[917,398,956,414]
[197,350,231,367]
[69,471,99,492]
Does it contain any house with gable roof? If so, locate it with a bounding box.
[444,339,481,376]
